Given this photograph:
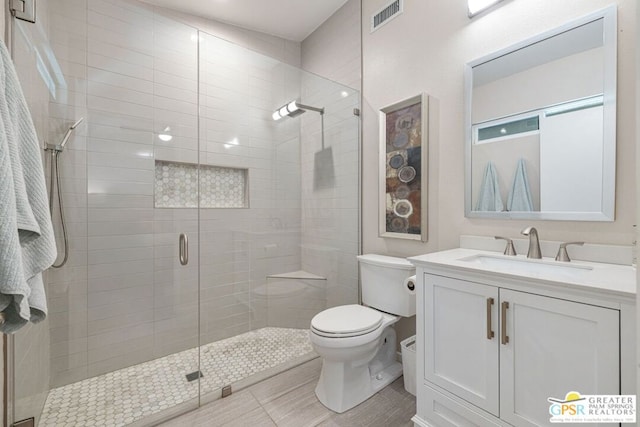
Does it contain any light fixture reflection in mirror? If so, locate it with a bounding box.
[468,0,504,18]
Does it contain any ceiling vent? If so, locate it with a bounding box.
[371,0,403,33]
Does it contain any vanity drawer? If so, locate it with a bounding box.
[419,384,508,427]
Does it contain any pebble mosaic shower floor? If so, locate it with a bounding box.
[39,328,314,427]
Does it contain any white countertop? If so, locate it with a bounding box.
[409,248,636,298]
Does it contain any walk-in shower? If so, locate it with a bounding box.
[44,118,84,268]
[8,0,360,425]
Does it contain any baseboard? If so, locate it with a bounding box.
[411,414,432,427]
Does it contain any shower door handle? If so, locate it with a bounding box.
[179,233,189,266]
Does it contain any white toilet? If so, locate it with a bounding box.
[309,254,416,413]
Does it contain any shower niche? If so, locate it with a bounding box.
[154,160,248,209]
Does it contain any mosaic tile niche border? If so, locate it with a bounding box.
[155,160,248,209]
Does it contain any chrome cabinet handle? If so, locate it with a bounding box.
[179,233,189,266]
[501,301,509,345]
[486,298,495,340]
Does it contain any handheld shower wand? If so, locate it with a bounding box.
[45,117,84,268]
[48,117,84,152]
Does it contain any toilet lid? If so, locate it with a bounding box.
[311,305,383,336]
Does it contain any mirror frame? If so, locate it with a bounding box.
[464,5,617,221]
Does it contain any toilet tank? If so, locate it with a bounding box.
[357,254,416,317]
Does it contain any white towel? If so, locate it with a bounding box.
[507,158,534,212]
[0,41,56,333]
[475,161,504,212]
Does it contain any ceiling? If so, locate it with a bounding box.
[141,0,350,42]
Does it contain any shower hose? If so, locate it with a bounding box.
[49,150,69,268]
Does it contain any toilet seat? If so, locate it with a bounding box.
[311,305,383,338]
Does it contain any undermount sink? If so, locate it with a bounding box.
[459,254,593,279]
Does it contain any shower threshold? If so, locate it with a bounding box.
[39,327,315,427]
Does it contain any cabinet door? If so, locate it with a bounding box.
[500,289,620,427]
[424,274,500,416]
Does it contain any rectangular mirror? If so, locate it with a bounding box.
[464,6,617,221]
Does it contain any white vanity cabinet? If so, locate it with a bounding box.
[499,288,619,427]
[424,275,500,416]
[411,249,636,427]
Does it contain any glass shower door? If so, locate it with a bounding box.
[9,1,204,425]
[76,4,202,424]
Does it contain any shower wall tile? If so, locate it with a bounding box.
[50,16,87,43]
[49,311,88,343]
[88,95,155,119]
[88,168,154,186]
[88,68,153,95]
[50,336,87,361]
[86,137,154,158]
[88,81,154,106]
[87,234,154,251]
[87,334,154,366]
[51,351,88,376]
[39,0,91,394]
[86,291,154,323]
[86,346,155,379]
[154,83,197,105]
[50,42,87,70]
[153,70,195,91]
[87,25,153,55]
[87,151,153,170]
[87,310,153,337]
[48,286,87,314]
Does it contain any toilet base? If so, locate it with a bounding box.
[314,327,403,413]
[315,360,403,414]
[369,359,404,394]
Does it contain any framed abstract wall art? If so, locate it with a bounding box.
[379,93,429,241]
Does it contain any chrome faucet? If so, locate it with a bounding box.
[521,227,542,259]
[555,242,584,262]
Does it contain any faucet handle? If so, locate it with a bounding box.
[555,242,584,262]
[495,236,517,256]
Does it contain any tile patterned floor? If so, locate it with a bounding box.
[39,327,313,427]
[159,358,417,427]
